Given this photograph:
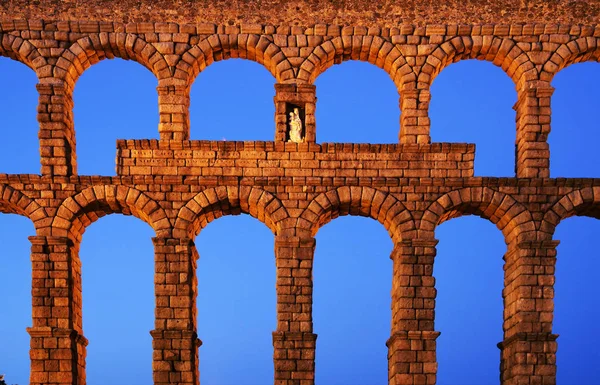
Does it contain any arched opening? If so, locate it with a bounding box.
[313,216,392,384]
[554,216,600,383]
[429,60,516,176]
[190,59,275,141]
[434,216,504,384]
[550,62,600,177]
[0,213,34,384]
[80,215,155,385]
[0,57,40,174]
[315,61,399,143]
[196,214,275,384]
[73,59,158,175]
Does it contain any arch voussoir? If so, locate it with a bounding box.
[179,34,287,85]
[174,187,286,239]
[59,33,166,89]
[541,187,600,237]
[302,187,414,242]
[50,185,171,241]
[425,36,526,87]
[0,184,44,229]
[421,187,534,243]
[304,36,407,92]
[548,37,600,81]
[0,33,43,70]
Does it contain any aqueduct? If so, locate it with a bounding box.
[1,0,600,384]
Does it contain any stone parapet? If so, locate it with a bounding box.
[116,140,475,178]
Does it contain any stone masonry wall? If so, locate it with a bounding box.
[1,0,599,26]
[0,1,600,384]
[116,140,475,178]
[1,172,599,384]
[2,18,600,176]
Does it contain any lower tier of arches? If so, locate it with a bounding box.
[21,234,563,385]
[0,177,597,384]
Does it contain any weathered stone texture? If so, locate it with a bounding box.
[1,0,600,26]
[116,140,475,178]
[1,0,600,384]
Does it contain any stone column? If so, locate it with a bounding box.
[499,240,559,385]
[37,81,76,176]
[514,81,553,178]
[152,237,201,385]
[387,239,440,385]
[273,236,317,385]
[27,236,87,385]
[399,88,431,144]
[158,84,191,140]
[274,84,316,143]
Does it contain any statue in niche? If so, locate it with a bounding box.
[288,107,304,143]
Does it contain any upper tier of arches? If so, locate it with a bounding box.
[1,21,599,178]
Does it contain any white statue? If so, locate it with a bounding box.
[288,108,303,143]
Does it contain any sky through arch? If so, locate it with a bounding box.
[429,59,516,177]
[550,62,600,178]
[73,58,159,176]
[0,213,35,385]
[79,214,156,385]
[0,57,40,175]
[434,216,505,385]
[313,216,392,385]
[190,59,276,141]
[195,214,276,385]
[553,216,600,384]
[315,60,400,144]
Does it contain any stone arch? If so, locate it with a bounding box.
[0,33,45,72]
[177,34,292,86]
[173,186,288,239]
[0,183,45,225]
[301,35,411,91]
[50,185,171,241]
[420,187,535,244]
[299,186,415,243]
[55,33,169,90]
[541,186,600,237]
[424,36,531,89]
[545,37,600,82]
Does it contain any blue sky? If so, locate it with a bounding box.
[0,52,599,385]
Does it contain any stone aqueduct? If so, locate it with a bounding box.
[1,0,600,384]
